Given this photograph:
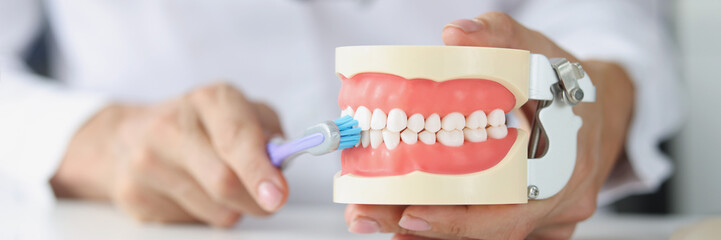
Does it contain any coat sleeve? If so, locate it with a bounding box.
[0,0,108,208]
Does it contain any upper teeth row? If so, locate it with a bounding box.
[341,106,508,149]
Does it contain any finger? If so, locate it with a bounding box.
[392,233,442,240]
[528,223,577,240]
[442,11,577,61]
[190,83,288,212]
[397,205,535,239]
[128,150,242,227]
[147,101,271,216]
[252,101,284,138]
[346,204,407,234]
[113,180,198,224]
[394,232,473,240]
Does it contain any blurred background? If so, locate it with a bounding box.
[670,0,721,215]
[612,0,721,215]
[21,0,721,215]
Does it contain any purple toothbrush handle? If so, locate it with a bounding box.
[267,133,325,167]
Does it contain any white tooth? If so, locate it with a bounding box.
[407,113,425,133]
[369,130,383,148]
[360,131,369,148]
[343,106,355,118]
[382,129,400,150]
[437,129,464,147]
[386,108,408,132]
[488,109,506,127]
[418,130,436,145]
[400,129,417,145]
[441,112,465,131]
[425,113,441,132]
[465,110,487,129]
[354,106,371,130]
[463,128,487,142]
[487,125,508,139]
[370,109,387,130]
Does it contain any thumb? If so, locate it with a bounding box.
[442,11,577,62]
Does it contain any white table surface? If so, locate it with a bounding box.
[0,200,708,240]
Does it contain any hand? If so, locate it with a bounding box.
[345,12,635,239]
[51,82,288,227]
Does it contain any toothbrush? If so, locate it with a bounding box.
[266,115,361,168]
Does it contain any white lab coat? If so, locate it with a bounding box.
[0,0,682,209]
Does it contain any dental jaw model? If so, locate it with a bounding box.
[333,46,596,204]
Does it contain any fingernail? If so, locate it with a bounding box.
[445,19,483,33]
[257,181,283,211]
[399,215,431,232]
[348,218,380,234]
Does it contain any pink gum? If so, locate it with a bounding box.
[338,72,516,117]
[341,129,518,176]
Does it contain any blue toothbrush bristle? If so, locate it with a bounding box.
[335,114,360,150]
[340,127,361,136]
[333,115,353,126]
